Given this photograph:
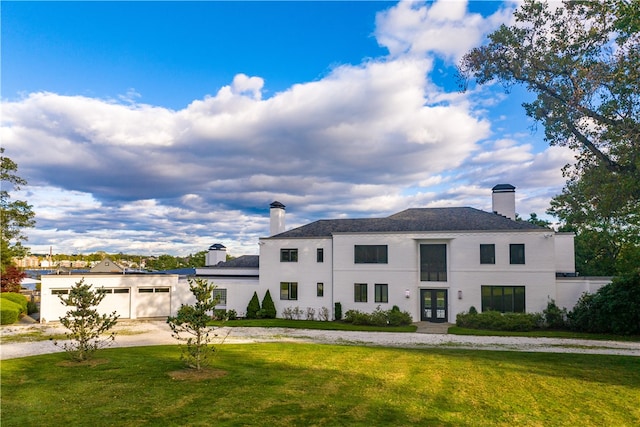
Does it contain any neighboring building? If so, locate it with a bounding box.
[90,257,125,273]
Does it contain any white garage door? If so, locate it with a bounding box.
[136,287,171,318]
[99,288,131,319]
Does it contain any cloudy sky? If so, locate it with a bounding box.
[1,0,574,257]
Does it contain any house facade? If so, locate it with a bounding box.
[257,185,609,322]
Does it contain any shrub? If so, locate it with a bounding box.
[344,306,413,327]
[1,293,27,314]
[292,306,302,320]
[318,306,330,321]
[212,309,228,320]
[334,302,342,321]
[305,307,316,321]
[456,310,538,332]
[261,290,276,319]
[542,299,568,329]
[245,292,261,319]
[1,300,21,325]
[388,305,413,326]
[227,309,238,320]
[27,300,38,315]
[281,307,294,320]
[568,273,640,335]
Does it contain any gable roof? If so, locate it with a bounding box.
[269,207,546,238]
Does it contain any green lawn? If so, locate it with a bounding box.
[448,326,640,341]
[2,344,639,426]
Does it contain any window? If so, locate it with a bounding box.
[481,286,525,313]
[52,289,68,295]
[420,244,447,281]
[317,282,324,297]
[280,249,298,262]
[213,289,227,305]
[280,282,298,300]
[480,244,495,264]
[113,288,130,294]
[354,283,368,302]
[317,248,324,263]
[139,288,154,293]
[375,284,388,303]
[510,244,525,264]
[354,245,388,264]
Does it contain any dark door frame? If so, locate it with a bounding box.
[420,289,448,323]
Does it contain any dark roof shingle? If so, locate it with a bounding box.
[270,207,545,238]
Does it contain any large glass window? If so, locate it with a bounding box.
[280,248,298,262]
[480,244,495,264]
[375,284,388,303]
[510,244,525,264]
[481,286,525,313]
[420,244,447,281]
[354,245,388,264]
[280,282,298,300]
[354,283,368,302]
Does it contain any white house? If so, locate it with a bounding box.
[40,184,610,323]
[257,185,610,322]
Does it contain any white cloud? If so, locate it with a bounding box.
[1,1,571,256]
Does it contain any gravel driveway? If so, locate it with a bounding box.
[1,320,639,360]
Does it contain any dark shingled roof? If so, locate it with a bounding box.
[270,207,545,238]
[215,255,259,268]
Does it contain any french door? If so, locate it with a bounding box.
[420,289,448,323]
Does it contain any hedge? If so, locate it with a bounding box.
[1,299,22,325]
[1,293,28,314]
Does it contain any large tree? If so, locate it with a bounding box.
[1,148,36,272]
[459,0,639,274]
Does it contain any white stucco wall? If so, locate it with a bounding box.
[554,277,612,309]
[258,229,561,322]
[554,233,576,274]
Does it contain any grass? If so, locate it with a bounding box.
[2,344,639,426]
[448,326,640,341]
[210,318,418,332]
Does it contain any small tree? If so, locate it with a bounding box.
[55,279,119,362]
[261,289,276,319]
[167,278,220,370]
[246,291,261,319]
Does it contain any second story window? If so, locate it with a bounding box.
[317,248,324,262]
[354,245,388,264]
[480,244,496,264]
[280,248,298,262]
[420,244,447,281]
[510,244,525,264]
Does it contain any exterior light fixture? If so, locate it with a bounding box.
[458,290,463,300]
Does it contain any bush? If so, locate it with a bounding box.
[1,300,21,325]
[568,273,640,335]
[343,306,413,327]
[245,292,261,319]
[318,307,330,321]
[456,310,538,332]
[542,299,567,329]
[305,307,316,321]
[334,302,342,321]
[227,309,238,320]
[261,290,276,319]
[27,300,38,315]
[1,293,27,314]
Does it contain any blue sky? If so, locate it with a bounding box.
[2,1,574,257]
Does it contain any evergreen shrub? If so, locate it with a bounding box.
[1,293,27,314]
[1,300,21,325]
[246,292,261,319]
[261,290,277,319]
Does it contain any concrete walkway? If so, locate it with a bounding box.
[414,322,454,334]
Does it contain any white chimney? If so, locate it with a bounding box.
[492,184,516,220]
[205,243,227,266]
[270,201,286,236]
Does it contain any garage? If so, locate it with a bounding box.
[99,288,131,319]
[135,287,171,318]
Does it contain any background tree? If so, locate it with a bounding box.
[460,0,639,274]
[1,148,36,272]
[55,279,119,362]
[0,265,26,293]
[167,278,220,370]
